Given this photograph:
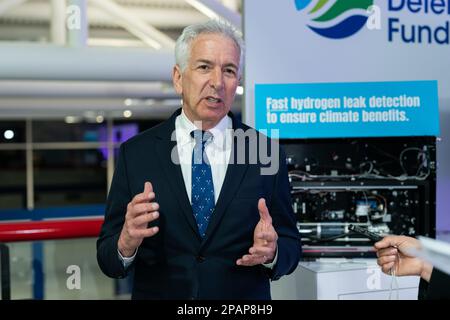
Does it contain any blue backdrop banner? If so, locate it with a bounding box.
[255,81,440,138]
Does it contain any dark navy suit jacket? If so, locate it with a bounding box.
[97,108,301,299]
[419,268,450,300]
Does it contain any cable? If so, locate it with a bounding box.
[357,190,369,205]
[399,147,430,178]
[308,232,351,244]
[289,170,429,182]
[359,161,374,175]
[288,172,313,181]
[288,145,432,182]
[388,251,400,300]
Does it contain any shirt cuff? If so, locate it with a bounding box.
[118,248,137,269]
[263,247,278,269]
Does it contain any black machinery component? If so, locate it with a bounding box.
[282,136,436,258]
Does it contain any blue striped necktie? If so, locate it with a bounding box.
[190,130,215,237]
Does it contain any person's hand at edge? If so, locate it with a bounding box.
[374,235,433,282]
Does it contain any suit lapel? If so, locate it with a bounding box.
[154,109,251,243]
[155,109,200,238]
[201,116,249,245]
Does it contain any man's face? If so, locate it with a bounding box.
[173,33,240,129]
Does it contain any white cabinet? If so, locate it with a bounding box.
[271,259,420,300]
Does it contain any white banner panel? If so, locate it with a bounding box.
[244,0,450,126]
[244,0,450,231]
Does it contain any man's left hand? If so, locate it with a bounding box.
[236,198,278,266]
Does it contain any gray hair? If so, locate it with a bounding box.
[175,19,244,77]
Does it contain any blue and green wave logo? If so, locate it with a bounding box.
[295,0,374,39]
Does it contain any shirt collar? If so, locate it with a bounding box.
[177,109,232,149]
[177,109,198,146]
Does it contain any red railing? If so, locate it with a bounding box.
[0,218,104,300]
[0,218,104,242]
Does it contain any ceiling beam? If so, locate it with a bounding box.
[0,0,28,15]
[0,44,174,81]
[67,0,88,47]
[0,97,182,120]
[0,80,177,98]
[0,96,241,120]
[51,0,66,45]
[89,0,175,49]
[185,0,241,30]
[0,4,207,28]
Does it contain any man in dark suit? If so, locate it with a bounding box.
[96,19,301,300]
[375,235,450,299]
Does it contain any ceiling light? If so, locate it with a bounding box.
[3,130,14,140]
[123,110,132,118]
[124,99,133,107]
[65,116,81,124]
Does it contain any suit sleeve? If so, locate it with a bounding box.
[419,268,450,299]
[267,144,302,280]
[96,143,132,278]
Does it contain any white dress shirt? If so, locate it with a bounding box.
[176,109,233,204]
[119,110,277,268]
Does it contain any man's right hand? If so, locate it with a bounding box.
[118,182,160,257]
[374,235,433,282]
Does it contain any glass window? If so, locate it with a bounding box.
[7,242,33,300]
[34,149,107,207]
[112,120,161,167]
[32,121,107,143]
[112,120,162,165]
[113,119,162,144]
[0,121,26,143]
[7,239,116,300]
[0,150,26,209]
[43,238,115,299]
